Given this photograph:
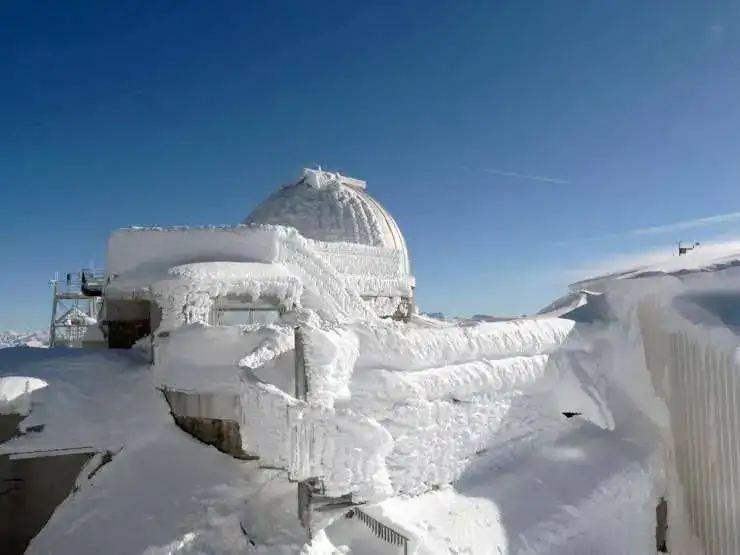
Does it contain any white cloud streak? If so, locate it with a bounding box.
[629,211,740,236]
[461,165,569,184]
[556,210,740,246]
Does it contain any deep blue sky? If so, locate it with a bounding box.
[2,0,740,330]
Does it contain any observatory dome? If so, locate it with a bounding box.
[245,168,411,274]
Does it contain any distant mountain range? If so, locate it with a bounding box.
[0,331,49,349]
[421,312,522,323]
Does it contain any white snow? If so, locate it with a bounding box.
[338,418,661,555]
[0,375,48,415]
[0,345,308,555]
[233,317,618,506]
[301,326,359,407]
[544,241,740,555]
[1,295,674,555]
[0,348,165,454]
[347,318,588,372]
[24,423,277,555]
[571,240,740,293]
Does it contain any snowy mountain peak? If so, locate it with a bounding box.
[0,330,49,349]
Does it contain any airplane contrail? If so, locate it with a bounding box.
[555,210,740,246]
[461,165,569,185]
[627,211,740,236]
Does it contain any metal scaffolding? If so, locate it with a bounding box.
[49,270,104,348]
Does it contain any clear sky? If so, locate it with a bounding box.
[2,0,740,330]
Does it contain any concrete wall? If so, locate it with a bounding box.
[105,299,151,322]
[161,388,254,459]
[0,451,94,555]
[170,414,253,459]
[0,414,22,444]
[104,299,153,349]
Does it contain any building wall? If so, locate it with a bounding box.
[104,299,150,321]
[106,226,280,277]
[0,451,95,555]
[106,226,415,326]
[639,297,740,555]
[106,226,412,286]
[104,299,152,349]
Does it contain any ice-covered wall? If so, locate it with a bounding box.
[237,318,613,500]
[106,225,411,284]
[106,225,413,326]
[559,269,740,555]
[633,277,740,555]
[106,226,279,277]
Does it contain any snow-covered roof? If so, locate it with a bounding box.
[570,241,740,292]
[108,261,303,307]
[245,168,411,275]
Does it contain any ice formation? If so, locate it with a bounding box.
[106,224,413,327]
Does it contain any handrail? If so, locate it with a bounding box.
[349,508,409,555]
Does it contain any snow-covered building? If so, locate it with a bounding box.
[245,168,410,273]
[11,177,719,554]
[101,168,415,349]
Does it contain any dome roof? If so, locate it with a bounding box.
[245,168,411,273]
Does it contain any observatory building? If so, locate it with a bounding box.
[95,168,414,349]
[245,168,410,274]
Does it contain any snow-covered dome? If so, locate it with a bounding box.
[245,168,411,274]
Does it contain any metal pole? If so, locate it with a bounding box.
[294,326,312,539]
[294,326,307,401]
[49,279,58,348]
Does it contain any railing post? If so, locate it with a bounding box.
[295,326,307,401]
[294,326,312,538]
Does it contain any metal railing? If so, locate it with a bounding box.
[639,297,740,555]
[350,508,409,555]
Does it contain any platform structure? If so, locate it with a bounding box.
[49,270,105,348]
